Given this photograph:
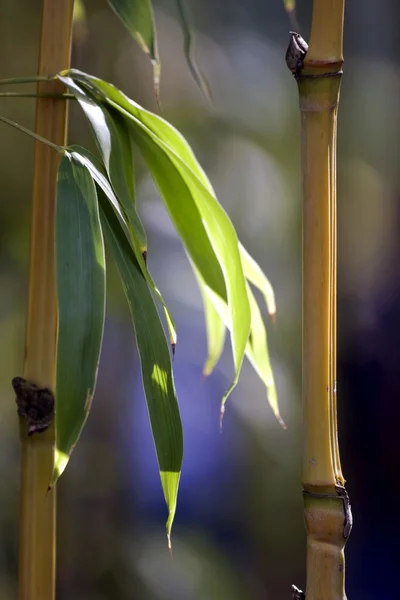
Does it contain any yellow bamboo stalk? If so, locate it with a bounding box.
[286,1,350,599]
[19,2,74,599]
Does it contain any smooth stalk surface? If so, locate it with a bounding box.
[287,1,350,599]
[19,1,74,599]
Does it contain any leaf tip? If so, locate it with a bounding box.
[219,403,225,433]
[276,413,287,430]
[167,533,173,556]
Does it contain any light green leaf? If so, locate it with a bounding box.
[194,275,283,428]
[194,266,226,377]
[99,187,183,545]
[62,70,251,408]
[107,0,160,97]
[239,243,276,320]
[246,284,285,428]
[51,152,106,485]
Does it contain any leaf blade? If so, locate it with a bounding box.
[99,188,183,543]
[107,0,160,96]
[52,152,106,484]
[239,243,276,320]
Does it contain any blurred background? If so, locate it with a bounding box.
[1,0,399,598]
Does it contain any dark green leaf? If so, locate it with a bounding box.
[51,152,106,484]
[99,189,183,544]
[65,142,177,348]
[176,0,212,103]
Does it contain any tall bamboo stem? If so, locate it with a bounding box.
[286,1,350,599]
[19,2,74,599]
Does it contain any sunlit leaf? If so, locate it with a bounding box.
[239,243,276,320]
[194,265,226,377]
[246,284,285,428]
[107,0,160,97]
[51,152,106,485]
[99,188,183,545]
[61,70,251,409]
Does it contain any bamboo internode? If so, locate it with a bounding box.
[19,2,74,599]
[286,1,350,597]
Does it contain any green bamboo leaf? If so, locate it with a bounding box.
[51,152,106,485]
[239,243,276,321]
[194,274,283,427]
[58,75,147,252]
[61,71,251,407]
[194,266,226,377]
[245,284,285,428]
[99,188,183,545]
[67,143,177,348]
[107,0,160,97]
[175,0,212,103]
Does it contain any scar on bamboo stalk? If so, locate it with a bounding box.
[12,376,55,435]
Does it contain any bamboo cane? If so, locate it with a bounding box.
[286,1,351,598]
[18,2,74,599]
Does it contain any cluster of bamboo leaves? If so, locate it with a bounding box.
[53,69,282,544]
[1,0,284,544]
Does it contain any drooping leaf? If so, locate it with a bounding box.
[68,143,177,348]
[59,70,280,424]
[245,284,285,428]
[58,76,147,252]
[239,243,276,320]
[175,0,212,103]
[107,0,160,97]
[193,273,283,427]
[51,152,106,485]
[99,187,183,545]
[194,265,226,377]
[61,70,251,408]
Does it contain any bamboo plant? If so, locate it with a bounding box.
[2,1,281,599]
[285,1,351,599]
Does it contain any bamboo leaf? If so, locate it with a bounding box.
[245,284,285,428]
[51,152,106,484]
[239,243,276,321]
[194,266,226,377]
[58,71,281,424]
[195,275,283,427]
[107,0,160,97]
[68,143,177,348]
[60,71,252,408]
[57,76,147,252]
[99,188,183,545]
[175,0,212,103]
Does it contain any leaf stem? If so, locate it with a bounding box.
[0,92,74,99]
[0,115,64,153]
[0,75,55,86]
